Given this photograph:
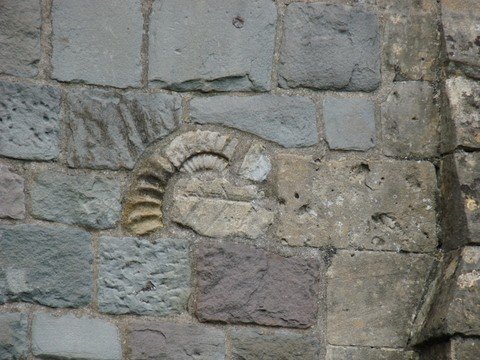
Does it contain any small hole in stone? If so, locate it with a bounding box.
[294,192,299,199]
[232,16,244,28]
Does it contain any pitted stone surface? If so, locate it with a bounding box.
[232,329,321,360]
[0,165,25,220]
[195,242,321,328]
[275,155,437,252]
[51,0,143,88]
[65,88,182,170]
[0,224,92,307]
[128,322,226,360]
[32,313,122,360]
[381,82,439,157]
[0,81,61,160]
[0,0,41,77]
[148,0,276,91]
[326,346,418,360]
[279,3,380,91]
[98,236,190,315]
[190,95,318,147]
[324,97,375,151]
[31,171,121,229]
[239,143,272,182]
[0,313,28,360]
[327,251,435,347]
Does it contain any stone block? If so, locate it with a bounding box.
[148,0,276,91]
[323,97,376,151]
[0,313,28,360]
[0,81,61,160]
[381,81,439,158]
[98,236,190,315]
[0,165,25,219]
[420,337,480,360]
[195,242,321,328]
[0,0,41,77]
[65,88,182,170]
[190,95,318,147]
[327,251,435,347]
[279,3,380,91]
[0,224,92,307]
[239,143,272,182]
[31,171,121,229]
[275,154,437,252]
[51,0,143,88]
[231,329,321,360]
[326,346,418,360]
[32,313,122,360]
[128,322,226,360]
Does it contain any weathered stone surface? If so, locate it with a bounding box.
[128,322,226,360]
[0,0,41,77]
[279,3,380,91]
[239,143,271,182]
[276,154,437,252]
[31,171,121,229]
[51,0,143,88]
[195,242,321,328]
[326,346,419,360]
[98,236,190,315]
[420,337,480,360]
[32,313,122,360]
[324,97,375,151]
[232,329,321,360]
[440,152,480,249]
[190,95,318,147]
[0,165,25,219]
[377,0,437,13]
[0,313,28,360]
[65,88,182,170]
[0,224,92,307]
[0,81,61,160]
[148,0,276,91]
[327,251,435,347]
[381,82,439,158]
[172,176,274,239]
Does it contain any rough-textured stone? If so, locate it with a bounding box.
[65,88,182,170]
[231,329,321,360]
[239,143,271,182]
[0,313,28,360]
[279,3,380,91]
[51,0,143,88]
[327,251,435,347]
[98,236,190,315]
[190,95,318,147]
[440,152,480,249]
[32,313,122,360]
[324,97,376,151]
[276,154,437,252]
[195,242,321,328]
[0,0,41,77]
[128,322,226,360]
[420,337,480,360]
[0,165,25,219]
[31,171,121,229]
[326,346,419,360]
[381,82,439,158]
[0,224,92,307]
[148,0,276,91]
[172,176,274,239]
[0,81,61,160]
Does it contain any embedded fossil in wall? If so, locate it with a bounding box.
[123,130,238,235]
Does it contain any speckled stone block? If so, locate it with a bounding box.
[0,165,25,219]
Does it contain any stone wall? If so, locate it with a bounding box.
[0,0,478,359]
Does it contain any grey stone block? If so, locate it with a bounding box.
[0,0,41,77]
[279,3,380,91]
[0,313,28,360]
[326,346,418,360]
[65,88,182,170]
[0,81,61,160]
[128,322,226,360]
[32,313,122,360]
[51,0,143,88]
[98,236,190,315]
[190,95,318,147]
[0,224,92,308]
[148,0,277,91]
[324,97,375,151]
[0,165,25,220]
